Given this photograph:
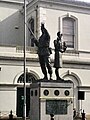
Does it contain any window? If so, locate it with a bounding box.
[17,73,36,83]
[62,17,75,48]
[28,18,35,47]
[60,15,78,51]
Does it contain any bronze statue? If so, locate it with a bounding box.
[34,23,52,80]
[54,31,67,80]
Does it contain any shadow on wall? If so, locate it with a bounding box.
[0,10,24,46]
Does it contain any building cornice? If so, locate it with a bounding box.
[0,55,39,62]
[0,0,24,5]
[27,0,90,15]
[78,86,90,91]
[0,83,31,87]
[39,0,90,8]
[63,58,90,70]
[0,53,90,69]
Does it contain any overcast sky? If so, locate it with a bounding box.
[77,0,90,2]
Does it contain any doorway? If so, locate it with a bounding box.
[16,72,37,117]
[17,87,30,117]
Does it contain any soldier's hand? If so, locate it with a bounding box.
[41,23,45,29]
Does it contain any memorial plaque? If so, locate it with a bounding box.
[46,100,67,115]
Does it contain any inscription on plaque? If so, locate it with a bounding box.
[46,100,67,115]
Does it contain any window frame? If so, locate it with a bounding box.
[59,14,78,52]
[28,17,35,47]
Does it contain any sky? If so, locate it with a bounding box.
[77,0,90,3]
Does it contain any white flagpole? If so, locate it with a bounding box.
[23,0,26,119]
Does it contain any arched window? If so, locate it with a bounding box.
[28,18,35,47]
[17,72,37,83]
[62,71,81,111]
[62,17,75,48]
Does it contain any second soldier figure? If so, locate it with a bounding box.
[54,31,67,80]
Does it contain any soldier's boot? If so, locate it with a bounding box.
[49,74,53,80]
[55,68,61,80]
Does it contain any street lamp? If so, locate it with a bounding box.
[23,0,26,119]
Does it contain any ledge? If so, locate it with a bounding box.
[0,0,24,4]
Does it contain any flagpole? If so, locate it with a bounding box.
[23,0,26,119]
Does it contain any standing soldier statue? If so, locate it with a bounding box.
[34,23,52,80]
[54,31,67,80]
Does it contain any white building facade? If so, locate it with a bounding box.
[0,0,90,118]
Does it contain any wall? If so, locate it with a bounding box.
[44,8,90,52]
[0,1,24,46]
[0,87,16,116]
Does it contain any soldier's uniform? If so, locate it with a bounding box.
[54,39,62,68]
[53,32,67,80]
[34,24,52,80]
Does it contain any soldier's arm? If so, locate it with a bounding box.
[33,38,39,47]
[59,42,67,53]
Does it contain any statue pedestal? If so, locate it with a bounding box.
[30,79,73,120]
